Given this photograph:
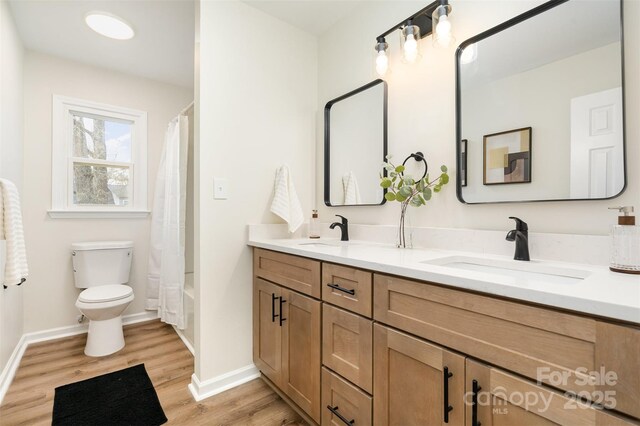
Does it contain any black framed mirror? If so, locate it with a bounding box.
[456,0,625,204]
[324,79,388,206]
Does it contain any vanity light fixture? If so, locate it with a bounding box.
[432,0,455,47]
[375,37,389,76]
[85,12,135,40]
[373,0,455,75]
[401,20,421,63]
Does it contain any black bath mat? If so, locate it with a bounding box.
[52,363,167,426]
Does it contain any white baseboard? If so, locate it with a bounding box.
[0,310,158,404]
[188,364,260,402]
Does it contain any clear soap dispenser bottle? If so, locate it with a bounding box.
[309,210,320,239]
[608,206,640,274]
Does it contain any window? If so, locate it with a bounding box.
[51,95,148,218]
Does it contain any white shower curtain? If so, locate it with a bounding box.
[146,114,189,329]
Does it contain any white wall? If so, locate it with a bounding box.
[316,0,639,236]
[196,0,317,382]
[0,0,24,370]
[22,51,192,333]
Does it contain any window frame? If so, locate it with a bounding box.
[50,95,149,218]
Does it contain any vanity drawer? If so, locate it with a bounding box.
[322,304,372,393]
[253,248,321,298]
[321,367,372,426]
[322,263,372,317]
[373,273,640,419]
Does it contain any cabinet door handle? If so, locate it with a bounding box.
[327,405,355,425]
[271,293,280,322]
[472,379,482,426]
[443,366,454,423]
[327,283,356,296]
[279,297,287,326]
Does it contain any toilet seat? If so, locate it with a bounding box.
[79,285,133,303]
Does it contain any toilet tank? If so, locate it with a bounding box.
[72,241,134,288]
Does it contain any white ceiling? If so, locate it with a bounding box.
[243,0,361,36]
[8,0,195,88]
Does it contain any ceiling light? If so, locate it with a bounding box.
[85,12,135,40]
[401,21,421,64]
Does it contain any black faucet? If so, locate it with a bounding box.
[329,215,349,241]
[506,217,530,261]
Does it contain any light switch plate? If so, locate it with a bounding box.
[213,177,228,199]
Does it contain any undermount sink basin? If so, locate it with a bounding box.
[423,256,591,284]
[298,242,336,247]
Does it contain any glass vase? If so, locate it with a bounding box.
[396,202,413,248]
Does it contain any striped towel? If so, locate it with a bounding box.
[0,179,28,286]
[270,165,304,233]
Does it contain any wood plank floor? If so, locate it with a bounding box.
[0,320,306,425]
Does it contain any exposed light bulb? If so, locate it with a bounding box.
[403,33,419,63]
[432,2,455,48]
[375,50,389,76]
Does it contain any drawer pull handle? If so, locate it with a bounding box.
[443,366,454,423]
[327,283,356,296]
[279,298,287,326]
[327,405,355,425]
[472,379,482,426]
[271,293,280,322]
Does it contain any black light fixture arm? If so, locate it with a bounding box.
[375,0,449,40]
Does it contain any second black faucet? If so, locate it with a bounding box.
[330,215,349,241]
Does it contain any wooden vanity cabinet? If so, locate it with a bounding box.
[465,359,639,426]
[253,251,322,423]
[253,248,640,425]
[374,273,640,420]
[373,324,465,426]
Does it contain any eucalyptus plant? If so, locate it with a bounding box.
[379,156,449,248]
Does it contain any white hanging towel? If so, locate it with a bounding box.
[270,165,304,233]
[342,171,361,205]
[146,115,188,329]
[0,179,28,286]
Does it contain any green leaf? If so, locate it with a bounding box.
[380,178,392,189]
[434,185,442,193]
[441,173,449,185]
[441,165,448,173]
[389,171,397,178]
[403,177,415,186]
[417,179,425,192]
[423,187,432,201]
[395,193,407,202]
[410,197,422,207]
[384,192,396,202]
[395,165,405,173]
[399,186,412,197]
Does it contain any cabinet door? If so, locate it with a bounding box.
[253,278,282,386]
[322,304,373,393]
[281,288,322,423]
[373,324,465,426]
[465,359,639,426]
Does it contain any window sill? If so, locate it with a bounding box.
[47,210,151,219]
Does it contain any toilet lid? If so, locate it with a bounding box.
[79,285,133,303]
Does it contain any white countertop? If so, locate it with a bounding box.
[248,237,640,324]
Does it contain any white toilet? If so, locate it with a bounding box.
[72,241,135,357]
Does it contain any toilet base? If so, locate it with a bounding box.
[85,316,125,357]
